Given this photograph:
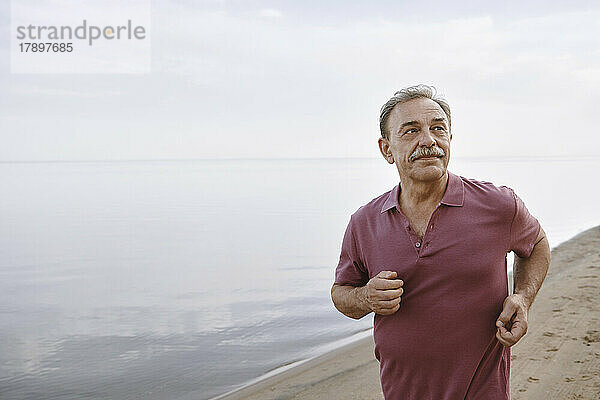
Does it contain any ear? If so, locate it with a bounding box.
[378,137,395,164]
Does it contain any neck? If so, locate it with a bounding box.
[399,171,449,209]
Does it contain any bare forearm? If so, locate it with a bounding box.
[513,229,551,308]
[331,284,371,319]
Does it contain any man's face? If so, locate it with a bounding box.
[379,97,452,182]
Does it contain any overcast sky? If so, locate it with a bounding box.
[1,0,600,161]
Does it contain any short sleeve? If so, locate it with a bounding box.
[334,216,369,286]
[508,188,541,258]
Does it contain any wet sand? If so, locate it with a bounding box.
[216,226,600,400]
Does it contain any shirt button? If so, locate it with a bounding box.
[415,242,421,248]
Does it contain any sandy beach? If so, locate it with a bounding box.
[216,225,600,400]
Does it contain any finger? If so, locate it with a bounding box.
[498,325,510,338]
[376,270,397,279]
[372,278,404,290]
[375,303,400,315]
[376,298,402,309]
[497,326,517,347]
[496,329,511,347]
[372,288,403,300]
[507,320,527,341]
[496,301,517,328]
[498,324,522,347]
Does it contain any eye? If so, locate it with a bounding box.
[432,126,446,131]
[404,128,418,135]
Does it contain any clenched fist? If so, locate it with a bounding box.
[361,270,404,315]
[496,293,529,347]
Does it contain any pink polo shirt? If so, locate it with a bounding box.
[335,171,540,400]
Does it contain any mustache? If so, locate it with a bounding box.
[408,146,446,162]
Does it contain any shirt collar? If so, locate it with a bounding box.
[380,170,464,214]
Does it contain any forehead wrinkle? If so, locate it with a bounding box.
[390,110,447,132]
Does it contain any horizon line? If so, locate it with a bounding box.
[0,155,599,164]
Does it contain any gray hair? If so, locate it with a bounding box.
[379,84,451,138]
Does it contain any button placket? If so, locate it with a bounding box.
[400,218,422,256]
[420,206,441,255]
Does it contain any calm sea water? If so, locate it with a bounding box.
[1,157,598,399]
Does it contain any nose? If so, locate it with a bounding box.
[417,127,437,147]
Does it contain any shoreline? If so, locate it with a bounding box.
[211,332,378,400]
[210,328,374,400]
[213,225,600,400]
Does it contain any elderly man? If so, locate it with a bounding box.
[330,85,551,400]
